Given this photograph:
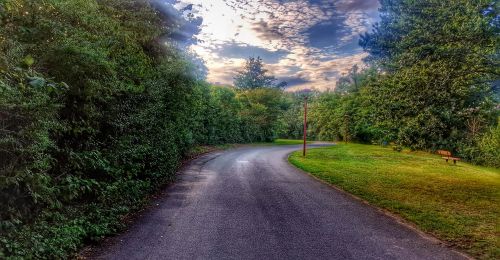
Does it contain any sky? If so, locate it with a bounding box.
[155,0,380,91]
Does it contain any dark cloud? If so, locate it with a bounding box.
[215,42,289,63]
[340,0,380,11]
[252,20,285,41]
[151,0,203,47]
[245,0,379,52]
[302,0,379,56]
[279,76,311,87]
[303,17,346,49]
[168,17,202,46]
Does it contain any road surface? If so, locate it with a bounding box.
[92,145,467,260]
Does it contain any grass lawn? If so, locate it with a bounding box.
[273,139,310,145]
[289,143,500,259]
[250,139,310,146]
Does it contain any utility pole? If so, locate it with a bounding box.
[303,96,308,157]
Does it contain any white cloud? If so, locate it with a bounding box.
[173,0,378,91]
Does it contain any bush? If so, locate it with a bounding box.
[0,69,63,233]
[459,118,500,168]
[0,1,289,258]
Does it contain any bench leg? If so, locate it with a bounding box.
[453,160,456,165]
[446,159,448,163]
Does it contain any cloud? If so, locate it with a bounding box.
[169,0,380,91]
[252,20,285,41]
[279,76,311,87]
[215,42,289,63]
[152,0,203,47]
[303,17,347,49]
[337,0,380,12]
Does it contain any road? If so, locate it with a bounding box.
[92,145,467,260]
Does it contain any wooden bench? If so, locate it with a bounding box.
[437,150,460,164]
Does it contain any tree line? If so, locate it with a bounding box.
[282,0,499,167]
[0,1,288,258]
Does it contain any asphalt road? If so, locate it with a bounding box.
[92,145,467,260]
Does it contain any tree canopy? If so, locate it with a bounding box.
[357,0,499,150]
[233,56,287,89]
[298,0,500,167]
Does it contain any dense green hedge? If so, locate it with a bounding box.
[0,0,287,258]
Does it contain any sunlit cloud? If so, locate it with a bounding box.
[164,0,380,91]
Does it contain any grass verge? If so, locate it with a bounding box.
[274,139,308,145]
[289,143,500,259]
[249,139,313,146]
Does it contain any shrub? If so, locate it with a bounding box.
[0,1,290,258]
[0,69,63,234]
[459,118,500,168]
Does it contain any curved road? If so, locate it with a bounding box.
[93,145,467,260]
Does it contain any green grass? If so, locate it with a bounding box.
[289,143,500,259]
[249,139,310,146]
[273,139,310,145]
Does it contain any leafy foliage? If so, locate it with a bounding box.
[0,0,289,258]
[233,56,286,89]
[359,0,499,150]
[238,88,289,141]
[307,0,499,167]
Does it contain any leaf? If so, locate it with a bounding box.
[28,76,47,88]
[23,55,35,67]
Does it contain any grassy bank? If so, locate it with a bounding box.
[289,143,500,259]
[249,139,310,146]
[273,139,309,145]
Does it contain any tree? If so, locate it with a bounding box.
[359,0,499,150]
[335,65,376,95]
[233,56,286,89]
[277,91,320,140]
[237,88,287,141]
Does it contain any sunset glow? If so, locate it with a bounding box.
[165,0,380,90]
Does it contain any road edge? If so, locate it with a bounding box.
[78,148,228,259]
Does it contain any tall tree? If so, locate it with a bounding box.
[237,88,287,142]
[233,56,286,89]
[335,65,376,94]
[359,0,499,149]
